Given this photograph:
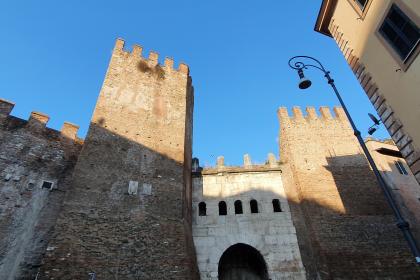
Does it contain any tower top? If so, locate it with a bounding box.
[113,38,190,75]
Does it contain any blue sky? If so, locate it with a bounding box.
[0,0,388,166]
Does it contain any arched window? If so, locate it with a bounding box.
[219,201,227,216]
[272,199,282,212]
[198,202,206,216]
[250,199,259,213]
[234,200,243,214]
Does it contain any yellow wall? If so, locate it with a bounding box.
[331,0,420,149]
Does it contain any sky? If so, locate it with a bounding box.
[0,0,389,167]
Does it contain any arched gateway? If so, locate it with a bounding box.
[218,243,269,280]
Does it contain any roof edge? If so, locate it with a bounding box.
[314,0,338,37]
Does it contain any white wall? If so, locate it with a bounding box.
[192,167,306,280]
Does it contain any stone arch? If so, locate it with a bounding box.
[218,243,269,280]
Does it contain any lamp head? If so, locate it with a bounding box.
[368,126,377,135]
[297,68,312,89]
[368,113,380,125]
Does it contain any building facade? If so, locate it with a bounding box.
[192,155,306,279]
[0,39,419,279]
[315,0,420,184]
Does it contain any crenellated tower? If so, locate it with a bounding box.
[39,39,198,279]
[279,106,419,278]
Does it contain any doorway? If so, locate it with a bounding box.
[218,243,269,280]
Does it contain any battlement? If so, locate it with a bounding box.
[0,98,81,142]
[194,153,282,176]
[278,106,349,124]
[0,98,15,116]
[114,38,190,75]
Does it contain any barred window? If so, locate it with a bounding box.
[395,161,408,175]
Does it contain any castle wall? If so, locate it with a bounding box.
[279,106,420,279]
[39,39,198,279]
[0,99,82,280]
[365,139,420,241]
[192,155,306,280]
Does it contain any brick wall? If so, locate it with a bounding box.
[0,99,82,280]
[279,106,420,279]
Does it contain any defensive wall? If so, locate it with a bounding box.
[0,99,82,280]
[278,106,420,279]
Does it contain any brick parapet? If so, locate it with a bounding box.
[278,106,350,123]
[0,98,81,143]
[195,153,281,176]
[113,38,190,75]
[0,98,15,116]
[328,21,420,183]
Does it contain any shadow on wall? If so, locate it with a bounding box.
[379,168,420,243]
[36,123,199,279]
[0,114,82,280]
[289,152,419,279]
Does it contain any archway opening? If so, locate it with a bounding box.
[218,243,268,280]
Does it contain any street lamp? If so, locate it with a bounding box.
[288,55,420,264]
[367,113,382,135]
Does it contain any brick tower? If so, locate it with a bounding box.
[278,106,419,279]
[39,39,198,279]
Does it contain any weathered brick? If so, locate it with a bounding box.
[38,38,198,279]
[0,112,81,279]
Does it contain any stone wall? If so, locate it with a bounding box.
[365,139,420,242]
[192,154,306,280]
[39,39,199,279]
[279,106,420,279]
[0,99,82,280]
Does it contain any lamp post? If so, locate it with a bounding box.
[288,55,420,264]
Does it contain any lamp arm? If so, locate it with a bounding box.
[288,55,328,74]
[288,54,420,264]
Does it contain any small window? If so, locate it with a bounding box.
[395,161,408,175]
[347,0,372,17]
[250,199,259,214]
[198,202,206,216]
[379,4,420,63]
[219,201,227,216]
[272,199,282,212]
[234,200,243,215]
[27,182,35,191]
[355,0,368,10]
[41,181,54,190]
